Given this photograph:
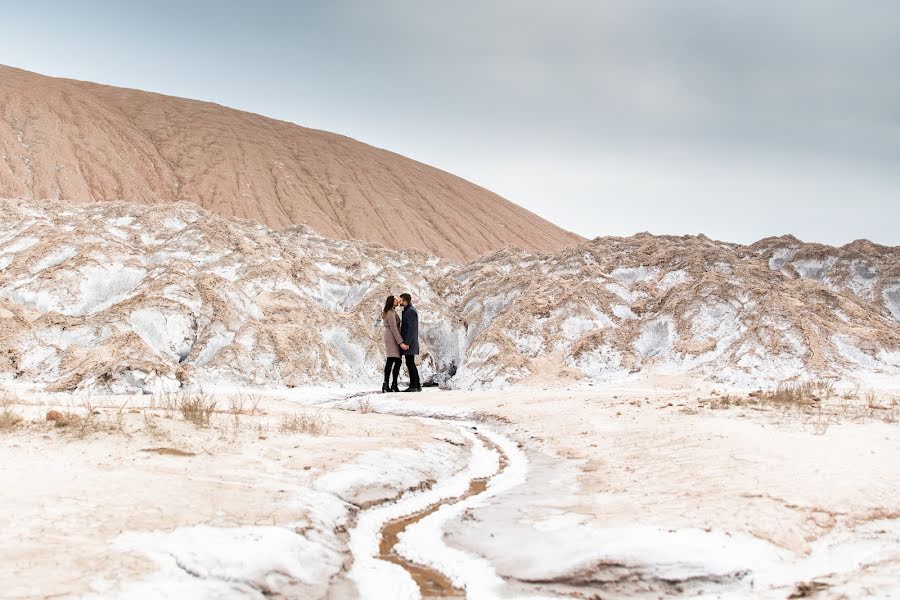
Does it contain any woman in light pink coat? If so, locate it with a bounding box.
[382,295,403,392]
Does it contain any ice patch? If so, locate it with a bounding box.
[1,235,38,254]
[612,304,636,320]
[212,263,242,282]
[421,318,466,382]
[106,524,342,599]
[792,257,836,282]
[635,317,675,359]
[315,261,347,275]
[511,333,543,357]
[76,264,147,316]
[31,246,76,273]
[194,322,235,367]
[107,226,129,240]
[604,282,640,303]
[129,309,194,361]
[768,247,796,270]
[657,269,689,292]
[561,316,606,339]
[832,335,880,370]
[609,266,658,285]
[883,284,900,322]
[303,278,369,311]
[35,325,96,350]
[161,216,186,231]
[139,232,163,246]
[568,344,628,382]
[689,302,740,341]
[847,260,877,298]
[322,328,366,374]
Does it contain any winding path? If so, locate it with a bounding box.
[344,418,546,600]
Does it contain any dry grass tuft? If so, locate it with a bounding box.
[0,395,23,431]
[179,394,217,427]
[278,411,332,436]
[702,380,897,435]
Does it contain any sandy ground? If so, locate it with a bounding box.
[339,375,900,598]
[3,376,899,599]
[0,390,465,599]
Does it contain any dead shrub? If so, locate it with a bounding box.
[179,394,217,427]
[228,395,245,415]
[702,380,897,435]
[0,397,23,431]
[357,397,374,414]
[706,394,741,410]
[279,411,331,436]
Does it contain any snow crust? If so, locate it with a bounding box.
[2,200,898,393]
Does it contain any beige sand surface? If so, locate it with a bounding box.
[3,378,899,599]
[0,391,456,599]
[0,65,582,262]
[376,377,900,597]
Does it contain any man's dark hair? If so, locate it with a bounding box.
[400,293,412,303]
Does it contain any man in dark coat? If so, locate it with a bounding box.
[398,292,421,392]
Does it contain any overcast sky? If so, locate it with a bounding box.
[1,1,898,245]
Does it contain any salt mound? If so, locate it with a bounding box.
[1,200,898,393]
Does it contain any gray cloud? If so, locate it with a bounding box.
[1,0,897,243]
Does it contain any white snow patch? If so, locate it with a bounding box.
[604,282,641,303]
[611,304,636,320]
[212,263,242,282]
[768,247,797,270]
[303,278,369,311]
[609,266,658,285]
[75,264,147,316]
[847,260,878,299]
[1,235,38,254]
[161,216,186,231]
[883,284,900,322]
[194,322,235,367]
[322,328,366,374]
[657,269,690,292]
[31,246,76,273]
[568,344,628,382]
[832,335,880,370]
[129,309,194,361]
[105,524,342,599]
[106,226,129,240]
[792,257,836,282]
[635,317,675,359]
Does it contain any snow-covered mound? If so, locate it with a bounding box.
[1,199,898,393]
[451,234,900,388]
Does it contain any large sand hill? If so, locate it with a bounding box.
[0,65,582,262]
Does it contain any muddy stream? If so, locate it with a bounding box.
[377,437,509,598]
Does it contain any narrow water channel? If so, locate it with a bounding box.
[377,436,509,598]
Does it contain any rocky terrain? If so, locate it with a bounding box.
[2,198,897,394]
[0,65,582,262]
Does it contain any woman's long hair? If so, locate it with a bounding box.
[382,295,396,319]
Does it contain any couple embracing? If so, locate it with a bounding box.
[381,293,421,393]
